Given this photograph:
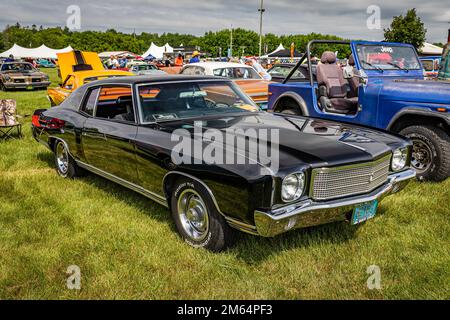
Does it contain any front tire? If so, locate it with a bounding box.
[400,125,450,182]
[170,178,236,252]
[280,108,300,115]
[54,140,84,178]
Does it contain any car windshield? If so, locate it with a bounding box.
[269,65,304,78]
[421,59,435,71]
[213,67,261,79]
[138,81,258,123]
[136,65,156,71]
[356,44,421,70]
[1,62,35,72]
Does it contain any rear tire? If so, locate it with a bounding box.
[170,178,236,252]
[400,125,450,182]
[54,140,85,179]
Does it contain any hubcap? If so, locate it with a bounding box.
[411,139,433,172]
[56,142,69,174]
[177,189,209,241]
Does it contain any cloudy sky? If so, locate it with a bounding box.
[0,0,448,43]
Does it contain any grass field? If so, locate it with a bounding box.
[0,68,449,299]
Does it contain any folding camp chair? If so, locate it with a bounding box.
[0,99,22,141]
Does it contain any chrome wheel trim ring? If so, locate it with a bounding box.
[56,142,69,175]
[411,139,433,173]
[177,188,209,241]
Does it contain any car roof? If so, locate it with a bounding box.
[186,62,252,69]
[88,74,226,85]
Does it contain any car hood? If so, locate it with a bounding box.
[381,78,450,105]
[56,50,105,81]
[159,113,406,174]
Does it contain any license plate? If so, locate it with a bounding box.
[351,200,378,225]
[26,86,33,90]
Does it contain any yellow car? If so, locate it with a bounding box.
[47,50,133,106]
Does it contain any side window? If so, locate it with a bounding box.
[81,87,99,116]
[94,86,135,122]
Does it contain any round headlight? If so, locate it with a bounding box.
[281,172,305,202]
[391,148,407,172]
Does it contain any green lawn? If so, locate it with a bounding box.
[0,69,449,299]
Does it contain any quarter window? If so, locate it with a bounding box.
[81,87,99,116]
[94,86,135,122]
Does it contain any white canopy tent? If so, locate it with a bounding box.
[260,43,285,58]
[98,51,137,58]
[0,44,73,59]
[419,42,443,55]
[142,42,174,59]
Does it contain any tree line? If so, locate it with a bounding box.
[0,9,433,59]
[0,23,352,58]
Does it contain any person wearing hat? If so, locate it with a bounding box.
[189,51,200,64]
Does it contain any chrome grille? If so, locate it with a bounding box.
[310,155,391,201]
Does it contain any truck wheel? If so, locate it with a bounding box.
[400,125,450,182]
[170,178,236,252]
[0,81,7,91]
[54,140,85,178]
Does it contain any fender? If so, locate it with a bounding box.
[273,91,310,116]
[162,171,258,235]
[387,107,450,131]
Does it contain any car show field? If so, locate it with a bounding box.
[0,68,448,299]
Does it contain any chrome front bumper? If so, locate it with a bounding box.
[4,81,51,89]
[254,169,416,237]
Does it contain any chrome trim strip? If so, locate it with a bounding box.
[76,161,168,207]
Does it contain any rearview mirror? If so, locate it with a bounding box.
[179,91,207,99]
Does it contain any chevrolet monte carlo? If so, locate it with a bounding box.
[32,75,416,252]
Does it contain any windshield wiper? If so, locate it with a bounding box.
[386,62,409,72]
[361,60,384,72]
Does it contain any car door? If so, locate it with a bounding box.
[81,84,139,185]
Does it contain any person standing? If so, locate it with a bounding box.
[246,58,271,81]
[189,51,200,64]
[175,54,184,66]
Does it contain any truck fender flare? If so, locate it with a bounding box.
[273,91,309,116]
[387,107,450,131]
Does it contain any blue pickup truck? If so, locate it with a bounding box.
[268,40,450,182]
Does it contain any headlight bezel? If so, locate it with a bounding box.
[281,172,306,203]
[391,147,408,172]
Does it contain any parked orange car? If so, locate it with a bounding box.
[180,62,272,109]
[47,50,133,106]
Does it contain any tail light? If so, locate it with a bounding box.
[46,118,66,129]
[32,109,47,128]
[32,109,65,129]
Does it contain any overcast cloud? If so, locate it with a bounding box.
[0,0,448,43]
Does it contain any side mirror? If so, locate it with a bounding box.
[353,69,368,85]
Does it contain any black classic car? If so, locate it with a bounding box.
[32,75,416,251]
